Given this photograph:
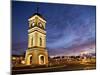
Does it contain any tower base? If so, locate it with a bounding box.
[25,47,48,66]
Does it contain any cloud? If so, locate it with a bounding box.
[12,2,96,56]
[48,39,95,56]
[12,41,27,55]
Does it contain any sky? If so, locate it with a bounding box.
[12,1,96,56]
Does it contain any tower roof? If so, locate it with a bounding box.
[29,13,46,21]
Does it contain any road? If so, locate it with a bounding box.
[12,63,96,75]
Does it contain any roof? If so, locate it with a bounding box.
[29,13,46,20]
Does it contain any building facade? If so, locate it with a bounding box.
[25,13,48,66]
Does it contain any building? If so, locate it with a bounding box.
[12,55,25,66]
[25,12,48,66]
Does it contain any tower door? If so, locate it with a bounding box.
[39,55,45,65]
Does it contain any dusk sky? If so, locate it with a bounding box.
[12,1,96,56]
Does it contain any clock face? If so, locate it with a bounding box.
[39,23,42,27]
[32,22,35,26]
[39,23,44,29]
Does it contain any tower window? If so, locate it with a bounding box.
[31,37,33,46]
[40,37,42,46]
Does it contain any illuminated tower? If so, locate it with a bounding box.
[25,9,48,66]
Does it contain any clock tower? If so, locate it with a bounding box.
[25,12,48,66]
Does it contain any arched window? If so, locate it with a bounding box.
[30,56,32,64]
[41,56,44,64]
[31,37,33,46]
[40,37,42,46]
[27,55,32,65]
[39,55,45,64]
